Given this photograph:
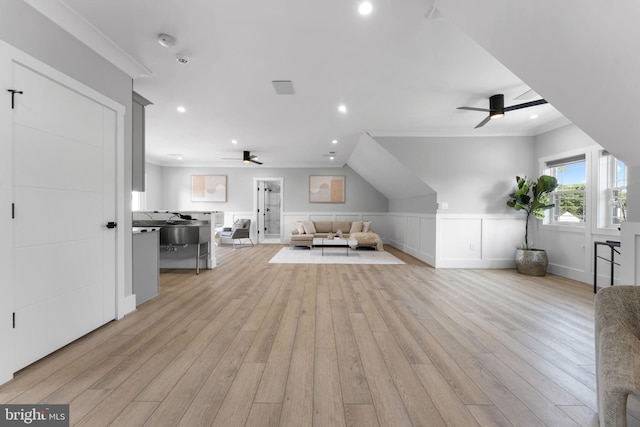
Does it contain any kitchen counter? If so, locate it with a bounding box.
[133,226,163,234]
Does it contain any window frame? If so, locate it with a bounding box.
[599,151,627,228]
[542,153,587,227]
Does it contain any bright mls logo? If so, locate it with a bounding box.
[0,405,69,426]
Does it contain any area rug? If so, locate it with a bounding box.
[268,247,404,265]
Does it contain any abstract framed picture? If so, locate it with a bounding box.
[191,175,227,202]
[309,175,345,203]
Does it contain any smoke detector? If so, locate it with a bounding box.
[176,54,190,64]
[157,33,176,48]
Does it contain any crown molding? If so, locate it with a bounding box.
[23,0,151,78]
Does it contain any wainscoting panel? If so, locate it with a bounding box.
[386,213,435,266]
[482,217,523,261]
[620,221,640,286]
[439,218,482,262]
[434,214,524,268]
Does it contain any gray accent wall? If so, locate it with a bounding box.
[148,164,388,213]
[534,124,598,160]
[376,135,535,214]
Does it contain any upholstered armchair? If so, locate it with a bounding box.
[220,219,253,249]
[595,286,640,427]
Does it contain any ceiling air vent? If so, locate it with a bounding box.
[272,80,295,95]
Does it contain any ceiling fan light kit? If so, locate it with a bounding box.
[458,93,548,128]
[243,151,263,165]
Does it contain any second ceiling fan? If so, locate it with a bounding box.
[221,150,263,164]
[457,94,548,129]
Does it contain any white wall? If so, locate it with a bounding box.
[376,135,535,214]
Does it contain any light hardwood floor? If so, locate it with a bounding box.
[0,244,635,426]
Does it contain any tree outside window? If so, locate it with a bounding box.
[545,156,586,224]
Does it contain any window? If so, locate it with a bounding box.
[600,151,627,227]
[544,154,586,224]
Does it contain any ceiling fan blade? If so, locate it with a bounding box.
[504,99,548,112]
[474,116,491,128]
[250,159,263,165]
[457,106,491,112]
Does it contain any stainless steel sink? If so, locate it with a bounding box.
[160,224,211,245]
[132,218,212,274]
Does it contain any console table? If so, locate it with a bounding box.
[594,240,621,293]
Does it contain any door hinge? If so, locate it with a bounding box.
[13,312,15,328]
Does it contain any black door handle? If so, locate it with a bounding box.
[106,222,117,229]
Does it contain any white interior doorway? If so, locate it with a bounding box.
[253,178,284,244]
[1,44,125,375]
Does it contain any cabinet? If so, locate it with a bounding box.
[132,91,152,191]
[133,230,160,305]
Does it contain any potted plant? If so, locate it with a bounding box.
[506,175,559,276]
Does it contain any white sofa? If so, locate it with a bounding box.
[290,220,383,251]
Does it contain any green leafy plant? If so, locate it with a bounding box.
[507,175,559,249]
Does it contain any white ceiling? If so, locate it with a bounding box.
[53,0,568,168]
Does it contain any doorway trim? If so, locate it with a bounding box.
[252,177,284,243]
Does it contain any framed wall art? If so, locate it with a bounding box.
[191,175,227,202]
[309,175,345,203]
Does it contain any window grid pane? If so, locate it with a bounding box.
[547,158,586,225]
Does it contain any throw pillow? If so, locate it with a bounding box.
[362,221,372,232]
[296,221,306,234]
[302,221,316,234]
[350,221,363,233]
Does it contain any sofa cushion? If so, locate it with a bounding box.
[350,221,363,233]
[302,221,316,234]
[333,221,352,234]
[291,234,314,242]
[363,221,372,233]
[295,221,306,234]
[314,221,332,233]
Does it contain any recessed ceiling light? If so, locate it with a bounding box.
[232,139,238,144]
[332,139,338,144]
[338,105,347,113]
[157,33,176,48]
[176,53,190,64]
[330,156,335,160]
[168,153,183,160]
[530,114,539,119]
[176,106,186,113]
[358,1,373,15]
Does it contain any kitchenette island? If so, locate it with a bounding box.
[132,211,223,305]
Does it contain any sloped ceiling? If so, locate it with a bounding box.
[347,133,434,200]
[436,0,640,167]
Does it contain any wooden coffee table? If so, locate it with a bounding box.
[312,238,357,256]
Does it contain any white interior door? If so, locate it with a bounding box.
[12,62,117,370]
